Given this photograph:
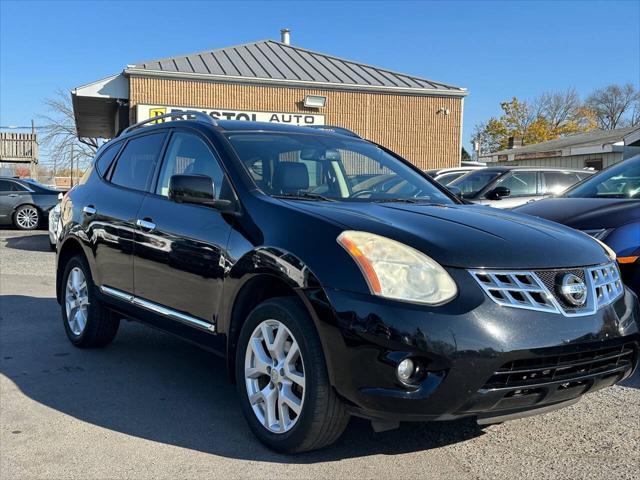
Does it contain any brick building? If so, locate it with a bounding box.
[72,34,467,169]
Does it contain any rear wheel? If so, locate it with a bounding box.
[236,297,349,453]
[61,255,119,347]
[14,205,40,230]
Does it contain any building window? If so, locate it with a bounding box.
[585,158,603,170]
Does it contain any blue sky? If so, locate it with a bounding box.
[1,0,639,155]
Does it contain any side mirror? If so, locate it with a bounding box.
[447,185,463,198]
[168,174,235,212]
[169,174,216,206]
[486,186,511,200]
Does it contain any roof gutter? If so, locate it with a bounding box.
[124,68,468,98]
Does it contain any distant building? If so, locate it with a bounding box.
[480,127,640,170]
[71,32,467,170]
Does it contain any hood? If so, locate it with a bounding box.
[514,198,640,230]
[283,201,610,269]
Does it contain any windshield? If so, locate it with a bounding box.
[448,169,502,198]
[226,132,454,204]
[564,156,640,199]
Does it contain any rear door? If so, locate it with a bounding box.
[133,129,234,330]
[91,132,166,295]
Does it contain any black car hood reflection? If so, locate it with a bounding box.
[281,200,609,269]
[515,197,640,230]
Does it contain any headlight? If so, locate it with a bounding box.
[337,230,457,305]
[593,237,616,262]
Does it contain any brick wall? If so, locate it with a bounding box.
[129,77,463,170]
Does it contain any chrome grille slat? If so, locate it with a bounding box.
[470,262,623,317]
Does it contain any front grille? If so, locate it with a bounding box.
[483,342,636,390]
[534,268,586,311]
[468,270,557,313]
[589,264,624,309]
[470,262,623,317]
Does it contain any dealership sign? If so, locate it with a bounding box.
[136,104,325,126]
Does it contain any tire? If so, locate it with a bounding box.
[61,254,120,348]
[14,204,40,230]
[236,297,349,453]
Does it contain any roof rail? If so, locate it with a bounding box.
[120,110,218,136]
[306,125,361,139]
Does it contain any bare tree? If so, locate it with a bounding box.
[585,83,640,129]
[38,89,101,175]
[534,88,583,129]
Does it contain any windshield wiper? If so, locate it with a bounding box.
[373,198,437,204]
[275,192,336,202]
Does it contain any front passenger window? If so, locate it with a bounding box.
[495,171,538,197]
[156,132,227,199]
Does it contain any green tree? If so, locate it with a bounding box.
[472,89,596,155]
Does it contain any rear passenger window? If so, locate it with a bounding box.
[110,133,165,191]
[542,171,580,195]
[95,142,122,177]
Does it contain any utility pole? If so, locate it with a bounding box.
[31,119,37,180]
[70,144,74,188]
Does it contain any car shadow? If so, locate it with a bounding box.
[1,294,486,463]
[2,233,51,252]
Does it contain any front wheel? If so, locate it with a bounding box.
[236,297,349,453]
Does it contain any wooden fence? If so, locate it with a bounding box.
[0,132,38,163]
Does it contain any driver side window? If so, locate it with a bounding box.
[156,132,226,199]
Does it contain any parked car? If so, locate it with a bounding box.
[56,112,639,453]
[0,177,62,230]
[425,166,485,185]
[515,155,640,295]
[48,202,62,250]
[447,166,593,209]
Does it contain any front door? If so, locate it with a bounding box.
[133,130,233,330]
[0,179,29,223]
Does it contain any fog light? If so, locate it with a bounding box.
[397,358,415,383]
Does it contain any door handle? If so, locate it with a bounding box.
[8,193,19,197]
[136,219,156,232]
[83,206,97,216]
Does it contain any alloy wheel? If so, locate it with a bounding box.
[244,319,305,433]
[16,207,38,229]
[65,267,89,336]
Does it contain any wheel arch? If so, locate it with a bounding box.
[56,235,97,304]
[221,247,334,385]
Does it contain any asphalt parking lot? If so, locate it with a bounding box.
[1,229,639,480]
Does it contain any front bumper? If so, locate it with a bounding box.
[305,269,639,424]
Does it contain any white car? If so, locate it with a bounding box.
[48,202,61,250]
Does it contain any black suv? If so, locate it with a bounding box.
[56,112,639,453]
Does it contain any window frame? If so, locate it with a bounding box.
[94,140,125,179]
[0,180,29,192]
[487,170,540,198]
[148,126,239,204]
[540,170,580,195]
[106,131,169,194]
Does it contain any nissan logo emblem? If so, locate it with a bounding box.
[560,274,588,306]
